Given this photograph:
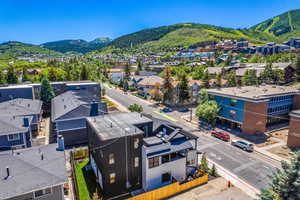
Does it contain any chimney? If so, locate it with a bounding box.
[56,135,65,151]
[23,117,29,127]
[90,101,99,117]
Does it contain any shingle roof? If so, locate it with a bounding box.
[138,76,164,86]
[0,98,42,117]
[0,144,67,199]
[51,90,107,121]
[0,116,33,136]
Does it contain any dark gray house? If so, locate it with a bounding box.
[86,112,153,198]
[0,116,33,151]
[0,143,67,200]
[51,90,107,146]
[0,98,42,132]
[0,85,34,103]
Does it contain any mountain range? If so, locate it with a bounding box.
[0,9,300,57]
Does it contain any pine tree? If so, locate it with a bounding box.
[226,71,236,87]
[177,72,190,105]
[136,60,143,75]
[40,77,55,114]
[294,55,300,81]
[260,63,274,84]
[80,64,89,80]
[124,63,131,80]
[162,67,174,104]
[243,69,258,86]
[200,153,209,173]
[210,164,218,177]
[259,152,300,200]
[6,67,18,84]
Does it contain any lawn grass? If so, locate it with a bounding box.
[289,82,300,86]
[75,159,101,200]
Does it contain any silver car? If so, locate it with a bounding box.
[231,140,254,152]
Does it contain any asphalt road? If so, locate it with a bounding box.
[107,88,280,191]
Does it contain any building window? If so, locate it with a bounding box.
[162,154,170,164]
[134,157,139,167]
[161,172,171,183]
[230,99,237,106]
[134,138,139,149]
[7,134,20,141]
[148,156,159,168]
[34,188,52,198]
[109,173,116,184]
[109,153,114,165]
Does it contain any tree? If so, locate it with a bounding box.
[243,69,258,86]
[224,55,233,66]
[48,67,57,81]
[177,72,190,104]
[210,164,218,177]
[260,63,274,84]
[136,60,143,75]
[259,152,300,200]
[6,67,18,84]
[200,153,209,173]
[40,77,55,114]
[149,82,162,102]
[216,73,222,88]
[199,89,209,104]
[123,79,129,91]
[128,104,143,113]
[124,63,131,80]
[196,100,219,125]
[226,71,237,87]
[22,68,30,82]
[273,69,285,84]
[0,70,6,84]
[80,64,89,80]
[162,67,174,104]
[202,70,210,89]
[294,55,300,81]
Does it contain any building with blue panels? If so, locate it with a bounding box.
[207,85,300,135]
[0,116,33,151]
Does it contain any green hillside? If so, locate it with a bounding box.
[41,37,111,53]
[0,41,61,59]
[251,9,300,40]
[103,23,278,52]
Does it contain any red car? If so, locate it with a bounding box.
[211,130,230,141]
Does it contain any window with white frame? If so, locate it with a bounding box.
[109,173,116,184]
[134,157,139,167]
[7,134,20,141]
[109,153,114,165]
[34,187,52,198]
[134,138,139,149]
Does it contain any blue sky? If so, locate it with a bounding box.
[0,0,299,44]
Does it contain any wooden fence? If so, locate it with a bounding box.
[128,174,209,200]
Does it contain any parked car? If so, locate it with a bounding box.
[231,140,254,152]
[178,107,189,112]
[211,130,230,141]
[160,107,173,113]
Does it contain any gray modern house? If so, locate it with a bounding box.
[0,116,33,151]
[51,90,107,146]
[0,98,42,132]
[0,143,67,200]
[86,112,153,198]
[0,85,34,103]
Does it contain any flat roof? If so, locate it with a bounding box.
[208,85,299,101]
[87,112,152,140]
[290,109,300,118]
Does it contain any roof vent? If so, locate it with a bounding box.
[64,105,67,109]
[110,123,113,128]
[5,167,10,180]
[41,153,44,160]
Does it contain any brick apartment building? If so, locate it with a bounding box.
[207,85,300,135]
[287,110,300,147]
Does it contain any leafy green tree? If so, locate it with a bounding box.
[48,67,57,81]
[40,77,55,113]
[136,60,143,75]
[177,72,190,104]
[22,68,30,82]
[0,70,5,84]
[202,70,210,89]
[243,69,258,86]
[196,100,219,125]
[199,89,209,104]
[192,65,206,80]
[294,55,300,81]
[6,67,18,84]
[128,104,143,113]
[162,67,174,104]
[273,69,285,84]
[80,64,89,80]
[259,152,300,200]
[260,63,274,84]
[216,73,222,88]
[200,153,209,173]
[226,71,237,87]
